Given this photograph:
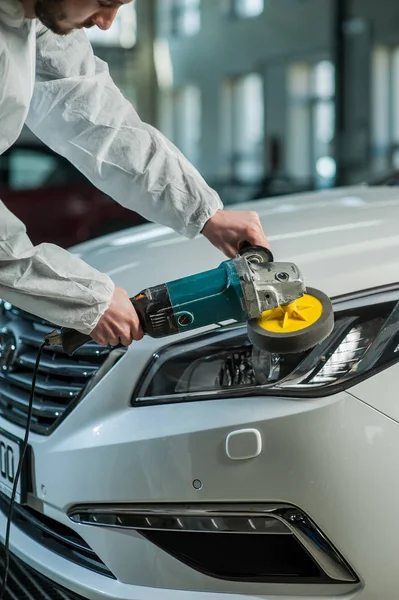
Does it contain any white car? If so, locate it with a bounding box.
[0,185,398,600]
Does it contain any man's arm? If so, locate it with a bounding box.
[0,200,114,333]
[26,24,223,239]
[0,202,143,343]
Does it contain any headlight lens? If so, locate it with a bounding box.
[133,296,399,405]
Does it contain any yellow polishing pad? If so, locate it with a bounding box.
[256,294,323,334]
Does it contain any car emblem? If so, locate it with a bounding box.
[0,328,17,372]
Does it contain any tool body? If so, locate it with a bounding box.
[55,245,334,356]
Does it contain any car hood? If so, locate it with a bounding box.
[71,185,399,300]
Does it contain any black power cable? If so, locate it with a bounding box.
[0,341,47,599]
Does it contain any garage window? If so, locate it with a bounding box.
[371,45,399,173]
[170,0,201,36]
[221,74,265,182]
[173,86,202,165]
[234,0,264,18]
[159,86,202,166]
[222,0,264,18]
[287,60,335,189]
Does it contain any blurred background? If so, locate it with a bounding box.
[3,0,399,247]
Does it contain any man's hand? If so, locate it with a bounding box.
[202,209,270,258]
[90,286,144,347]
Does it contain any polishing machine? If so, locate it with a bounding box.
[55,244,334,356]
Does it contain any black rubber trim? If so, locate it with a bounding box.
[139,529,335,584]
[0,549,89,599]
[0,495,115,579]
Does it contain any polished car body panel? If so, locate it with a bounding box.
[1,185,399,599]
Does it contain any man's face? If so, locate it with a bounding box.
[34,0,133,35]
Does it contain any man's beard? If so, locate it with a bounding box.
[34,0,69,34]
[34,0,95,35]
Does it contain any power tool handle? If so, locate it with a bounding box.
[60,297,146,356]
[60,329,92,356]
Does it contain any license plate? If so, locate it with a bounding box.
[0,429,26,504]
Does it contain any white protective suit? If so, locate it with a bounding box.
[0,0,222,333]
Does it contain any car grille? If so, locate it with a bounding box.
[0,548,89,600]
[0,304,116,435]
[0,495,115,579]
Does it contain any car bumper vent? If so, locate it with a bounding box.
[69,502,359,585]
[0,548,88,600]
[0,303,120,435]
[0,495,115,579]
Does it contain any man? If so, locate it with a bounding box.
[0,0,269,348]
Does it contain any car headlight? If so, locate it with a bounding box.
[133,293,399,405]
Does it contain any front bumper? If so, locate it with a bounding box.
[0,527,362,600]
[0,509,361,600]
[0,342,397,598]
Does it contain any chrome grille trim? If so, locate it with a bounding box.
[0,385,65,417]
[1,372,81,397]
[19,328,107,357]
[17,352,98,377]
[0,305,121,435]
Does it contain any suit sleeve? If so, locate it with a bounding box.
[26,24,223,239]
[0,200,114,333]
